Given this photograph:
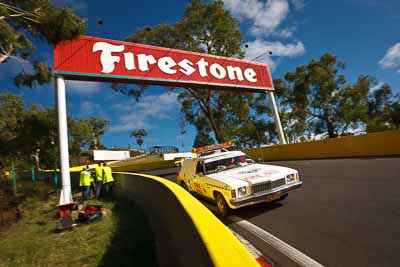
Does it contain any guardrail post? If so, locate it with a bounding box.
[56,75,73,205]
[53,171,59,192]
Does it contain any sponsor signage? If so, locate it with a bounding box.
[93,150,130,161]
[54,36,274,92]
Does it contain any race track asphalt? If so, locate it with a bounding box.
[144,157,400,267]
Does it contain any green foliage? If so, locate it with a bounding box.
[85,117,109,149]
[266,54,400,141]
[0,94,25,144]
[69,119,91,159]
[0,93,108,170]
[127,0,253,145]
[235,119,274,148]
[130,129,148,149]
[14,61,51,87]
[0,0,86,87]
[273,54,368,139]
[111,83,145,102]
[193,131,215,147]
[366,83,400,132]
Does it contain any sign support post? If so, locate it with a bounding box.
[56,75,73,205]
[267,91,287,144]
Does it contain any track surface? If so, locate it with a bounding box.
[144,157,400,267]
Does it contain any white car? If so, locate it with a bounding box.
[177,145,302,216]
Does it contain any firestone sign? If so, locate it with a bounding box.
[54,36,274,92]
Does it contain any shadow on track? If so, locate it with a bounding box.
[232,201,283,220]
[193,194,284,221]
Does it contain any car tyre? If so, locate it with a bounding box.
[215,192,230,218]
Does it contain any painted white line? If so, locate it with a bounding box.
[228,227,273,267]
[228,215,324,267]
[228,227,263,258]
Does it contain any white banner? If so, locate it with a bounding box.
[93,150,130,161]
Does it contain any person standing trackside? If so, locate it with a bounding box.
[80,165,92,208]
[102,162,114,197]
[95,162,104,199]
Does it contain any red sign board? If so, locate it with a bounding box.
[54,36,274,92]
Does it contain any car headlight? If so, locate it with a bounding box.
[238,186,247,196]
[286,174,295,183]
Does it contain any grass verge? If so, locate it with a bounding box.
[0,190,157,267]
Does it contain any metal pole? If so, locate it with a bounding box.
[31,162,35,183]
[267,91,287,144]
[30,154,36,183]
[11,160,16,194]
[56,75,73,205]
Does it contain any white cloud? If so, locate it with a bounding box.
[243,39,305,71]
[224,0,306,71]
[65,80,102,94]
[79,101,103,116]
[109,92,179,132]
[276,28,294,38]
[379,43,400,73]
[224,0,289,37]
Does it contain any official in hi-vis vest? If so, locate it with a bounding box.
[102,162,114,197]
[80,165,92,203]
[94,162,104,199]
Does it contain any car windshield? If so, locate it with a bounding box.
[205,155,255,174]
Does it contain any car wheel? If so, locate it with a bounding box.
[215,192,230,217]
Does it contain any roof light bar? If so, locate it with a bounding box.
[192,141,235,154]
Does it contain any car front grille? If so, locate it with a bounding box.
[251,178,286,194]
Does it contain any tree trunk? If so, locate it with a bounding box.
[0,46,13,64]
[205,89,224,143]
[96,136,100,149]
[186,88,225,143]
[206,111,224,143]
[326,120,337,138]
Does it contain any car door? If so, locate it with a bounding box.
[191,160,208,196]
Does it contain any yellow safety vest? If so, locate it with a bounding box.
[80,170,92,187]
[95,166,103,182]
[103,167,114,183]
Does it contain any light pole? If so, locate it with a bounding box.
[245,45,287,144]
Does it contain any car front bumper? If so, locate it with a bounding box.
[230,181,303,208]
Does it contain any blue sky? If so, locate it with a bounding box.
[0,0,399,151]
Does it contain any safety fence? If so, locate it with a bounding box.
[113,172,259,267]
[244,130,400,161]
[110,158,175,172]
[0,168,59,195]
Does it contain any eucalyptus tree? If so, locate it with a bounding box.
[126,0,261,145]
[0,0,86,87]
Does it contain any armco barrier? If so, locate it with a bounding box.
[244,130,400,161]
[110,159,175,172]
[113,172,259,267]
